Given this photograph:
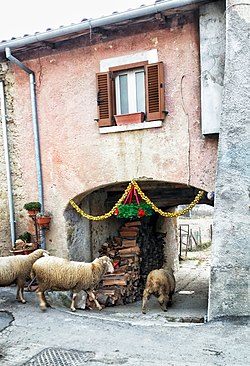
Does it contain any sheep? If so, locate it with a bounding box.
[142,268,176,314]
[31,255,114,312]
[0,249,49,304]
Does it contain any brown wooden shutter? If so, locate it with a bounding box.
[145,62,165,121]
[96,72,114,127]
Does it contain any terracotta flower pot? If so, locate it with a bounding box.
[10,249,26,255]
[23,248,36,255]
[37,216,51,228]
[114,112,144,125]
[27,209,40,217]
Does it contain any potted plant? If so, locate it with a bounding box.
[10,233,37,255]
[36,212,52,228]
[23,201,41,216]
[18,231,32,243]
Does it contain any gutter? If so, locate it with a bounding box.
[0,0,208,53]
[5,48,46,249]
[0,81,16,247]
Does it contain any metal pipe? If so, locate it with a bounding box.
[0,80,16,247]
[5,47,46,249]
[0,0,207,53]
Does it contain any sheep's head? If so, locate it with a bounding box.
[34,249,50,257]
[42,250,50,257]
[99,256,114,274]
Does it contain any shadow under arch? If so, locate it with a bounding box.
[64,179,213,261]
[63,179,214,318]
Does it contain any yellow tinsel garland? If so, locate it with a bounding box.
[69,179,204,221]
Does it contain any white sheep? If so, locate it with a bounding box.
[142,268,176,314]
[31,255,114,312]
[0,249,49,304]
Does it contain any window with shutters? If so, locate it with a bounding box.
[115,68,145,115]
[96,61,165,128]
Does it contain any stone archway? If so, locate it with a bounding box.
[64,180,212,312]
[64,179,209,263]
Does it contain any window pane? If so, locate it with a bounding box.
[119,74,129,114]
[135,71,145,112]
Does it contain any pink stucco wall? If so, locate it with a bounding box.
[10,18,217,254]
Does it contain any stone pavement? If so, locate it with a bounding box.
[0,248,210,332]
[40,247,211,326]
[0,248,249,365]
[90,248,211,325]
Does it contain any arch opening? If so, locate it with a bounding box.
[64,180,213,320]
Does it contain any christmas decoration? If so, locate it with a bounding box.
[69,179,204,221]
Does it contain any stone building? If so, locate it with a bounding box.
[0,0,249,321]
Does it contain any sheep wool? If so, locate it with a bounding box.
[32,255,114,312]
[0,249,49,304]
[142,268,176,314]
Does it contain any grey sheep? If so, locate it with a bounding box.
[0,249,49,304]
[142,268,176,314]
[31,255,114,312]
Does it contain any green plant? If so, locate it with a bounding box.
[18,231,32,243]
[114,202,154,219]
[23,202,41,211]
[36,211,52,218]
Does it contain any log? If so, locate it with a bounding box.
[106,249,116,257]
[118,246,140,254]
[95,221,147,307]
[121,226,140,232]
[102,273,128,281]
[119,253,140,259]
[122,239,137,247]
[119,230,139,237]
[124,221,141,227]
[113,236,122,245]
[102,279,127,286]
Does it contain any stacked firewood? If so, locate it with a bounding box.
[90,221,142,308]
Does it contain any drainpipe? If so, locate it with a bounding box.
[0,81,16,247]
[5,47,46,249]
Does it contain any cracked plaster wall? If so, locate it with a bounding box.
[0,12,218,259]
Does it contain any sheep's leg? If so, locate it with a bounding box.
[16,281,26,303]
[158,294,168,312]
[87,290,102,310]
[167,292,173,306]
[19,287,26,303]
[70,292,77,312]
[142,289,151,314]
[36,288,48,311]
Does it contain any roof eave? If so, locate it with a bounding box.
[0,0,210,56]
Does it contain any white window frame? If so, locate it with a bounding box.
[115,68,145,115]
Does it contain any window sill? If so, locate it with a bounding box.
[99,120,163,134]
